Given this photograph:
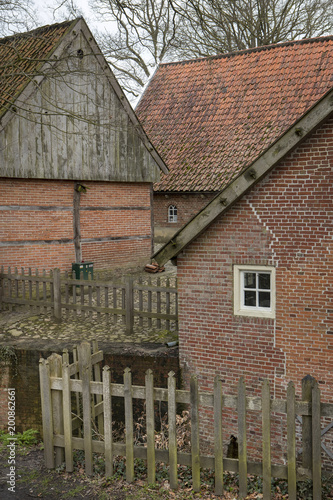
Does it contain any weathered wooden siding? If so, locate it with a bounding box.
[0,25,160,183]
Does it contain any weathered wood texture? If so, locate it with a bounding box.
[0,267,178,333]
[0,22,161,183]
[40,342,333,495]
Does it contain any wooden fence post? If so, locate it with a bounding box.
[39,359,55,469]
[238,377,247,499]
[312,380,321,500]
[53,268,62,322]
[103,366,113,478]
[124,367,134,482]
[214,375,223,496]
[168,371,178,490]
[190,375,200,493]
[302,374,315,470]
[145,369,155,485]
[49,353,64,467]
[262,379,271,500]
[287,382,296,500]
[78,342,93,475]
[125,276,134,334]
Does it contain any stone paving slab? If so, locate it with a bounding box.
[0,309,178,352]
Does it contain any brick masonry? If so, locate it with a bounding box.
[176,118,333,462]
[0,179,153,272]
[153,192,217,229]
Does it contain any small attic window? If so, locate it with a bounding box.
[168,205,177,223]
[77,49,84,59]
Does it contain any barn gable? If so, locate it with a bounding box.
[0,18,166,182]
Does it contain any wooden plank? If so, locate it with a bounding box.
[302,375,314,469]
[125,276,134,334]
[39,359,55,469]
[165,277,170,330]
[147,277,152,327]
[214,375,223,495]
[49,354,65,467]
[262,379,271,500]
[124,368,134,482]
[103,366,113,477]
[168,371,178,489]
[190,375,200,493]
[287,381,296,500]
[138,277,143,327]
[156,277,161,329]
[238,377,247,498]
[73,347,82,438]
[312,381,321,500]
[145,369,155,485]
[62,361,73,472]
[78,342,93,475]
[92,340,104,436]
[53,268,62,322]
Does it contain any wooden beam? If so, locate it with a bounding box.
[153,88,333,265]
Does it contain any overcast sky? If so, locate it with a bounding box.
[34,0,95,27]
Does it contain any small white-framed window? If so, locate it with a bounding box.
[233,265,276,319]
[168,205,178,223]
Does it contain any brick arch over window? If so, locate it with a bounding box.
[168,205,178,223]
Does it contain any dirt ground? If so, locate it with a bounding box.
[0,444,239,500]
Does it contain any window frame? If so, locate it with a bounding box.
[168,205,178,223]
[233,265,276,319]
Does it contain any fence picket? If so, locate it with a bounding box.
[39,359,54,469]
[214,375,223,495]
[287,381,296,500]
[168,371,178,490]
[312,381,321,500]
[39,344,330,496]
[262,379,271,500]
[78,342,93,475]
[238,377,247,498]
[103,366,113,477]
[49,353,64,467]
[92,340,104,436]
[190,375,200,493]
[124,367,134,482]
[62,360,73,472]
[145,369,155,485]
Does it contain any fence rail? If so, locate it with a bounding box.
[0,267,178,333]
[39,342,333,499]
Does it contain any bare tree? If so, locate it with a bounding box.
[90,0,183,98]
[48,0,333,98]
[177,0,333,54]
[0,0,36,35]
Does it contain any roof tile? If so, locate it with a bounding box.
[136,37,333,192]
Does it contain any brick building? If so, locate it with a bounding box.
[152,57,333,459]
[136,37,333,243]
[0,18,167,272]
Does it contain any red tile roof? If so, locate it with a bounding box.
[136,37,333,192]
[0,19,76,118]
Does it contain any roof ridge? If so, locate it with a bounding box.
[160,35,333,67]
[0,18,80,44]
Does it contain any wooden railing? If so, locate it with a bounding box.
[0,267,178,333]
[39,342,333,500]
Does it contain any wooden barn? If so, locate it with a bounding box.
[152,39,333,461]
[0,18,167,272]
[136,36,333,244]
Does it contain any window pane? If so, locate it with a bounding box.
[244,291,256,306]
[258,273,270,290]
[244,273,256,288]
[259,292,271,308]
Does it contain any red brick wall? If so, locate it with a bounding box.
[176,118,333,460]
[153,192,217,228]
[0,179,152,272]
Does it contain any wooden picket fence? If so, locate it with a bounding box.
[0,267,178,333]
[39,342,333,499]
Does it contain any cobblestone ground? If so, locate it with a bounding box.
[0,265,178,350]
